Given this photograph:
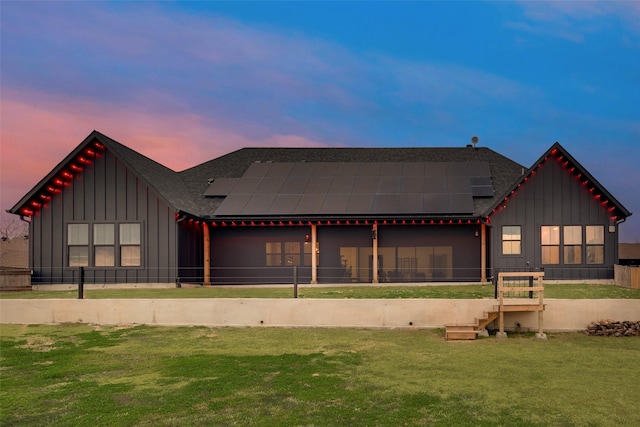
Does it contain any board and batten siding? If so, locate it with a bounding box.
[489,158,617,280]
[30,149,177,284]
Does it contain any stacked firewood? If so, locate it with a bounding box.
[585,320,640,337]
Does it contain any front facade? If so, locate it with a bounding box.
[9,131,631,285]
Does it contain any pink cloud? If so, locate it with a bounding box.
[0,88,330,217]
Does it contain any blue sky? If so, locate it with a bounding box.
[1,1,639,241]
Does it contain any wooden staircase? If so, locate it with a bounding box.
[446,271,547,341]
[445,311,498,341]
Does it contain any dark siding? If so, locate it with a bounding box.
[177,221,204,283]
[318,226,371,283]
[211,226,311,284]
[29,147,177,284]
[490,158,616,280]
[207,224,482,284]
[378,225,481,281]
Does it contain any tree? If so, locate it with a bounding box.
[0,215,29,240]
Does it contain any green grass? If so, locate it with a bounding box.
[2,283,640,299]
[1,325,639,426]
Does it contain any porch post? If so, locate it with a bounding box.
[203,223,211,286]
[481,223,487,282]
[311,224,318,284]
[372,223,379,284]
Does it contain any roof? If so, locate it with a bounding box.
[619,243,640,260]
[14,132,629,223]
[180,146,524,218]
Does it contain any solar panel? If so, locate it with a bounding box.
[376,175,402,193]
[346,194,375,213]
[269,195,301,214]
[244,162,272,177]
[372,194,400,214]
[399,194,423,212]
[213,194,251,215]
[320,194,350,214]
[203,178,238,196]
[256,177,285,193]
[352,175,378,192]
[233,177,262,194]
[401,176,423,193]
[211,160,494,216]
[295,194,325,214]
[329,175,355,193]
[448,193,475,213]
[304,176,332,194]
[279,176,310,194]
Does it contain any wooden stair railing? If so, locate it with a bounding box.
[446,271,547,341]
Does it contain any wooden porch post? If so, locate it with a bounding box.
[481,223,487,282]
[203,223,211,286]
[372,223,379,284]
[311,224,318,284]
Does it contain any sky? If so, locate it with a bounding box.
[1,1,639,242]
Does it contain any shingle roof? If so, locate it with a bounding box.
[179,146,525,218]
[94,133,200,214]
[8,131,543,220]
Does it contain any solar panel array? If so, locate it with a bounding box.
[205,161,494,216]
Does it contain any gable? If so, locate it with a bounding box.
[8,131,196,218]
[486,142,631,222]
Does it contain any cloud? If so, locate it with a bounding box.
[507,1,640,42]
[0,88,329,216]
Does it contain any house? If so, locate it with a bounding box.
[619,243,640,266]
[8,131,631,285]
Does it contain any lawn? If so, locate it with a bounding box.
[1,325,639,426]
[1,283,640,299]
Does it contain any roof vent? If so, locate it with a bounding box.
[207,178,214,184]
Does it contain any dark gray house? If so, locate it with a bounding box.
[8,131,631,285]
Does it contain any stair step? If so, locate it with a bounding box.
[445,324,482,341]
[494,304,545,312]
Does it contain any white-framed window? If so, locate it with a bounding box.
[502,226,521,255]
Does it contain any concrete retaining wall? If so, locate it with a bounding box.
[1,298,639,332]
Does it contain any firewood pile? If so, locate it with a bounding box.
[585,320,640,337]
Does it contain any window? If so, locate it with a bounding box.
[68,224,89,266]
[303,241,318,266]
[563,226,582,264]
[541,226,560,264]
[586,225,604,264]
[120,224,141,266]
[502,226,521,255]
[285,242,300,266]
[266,242,282,266]
[94,224,115,266]
[67,222,142,267]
